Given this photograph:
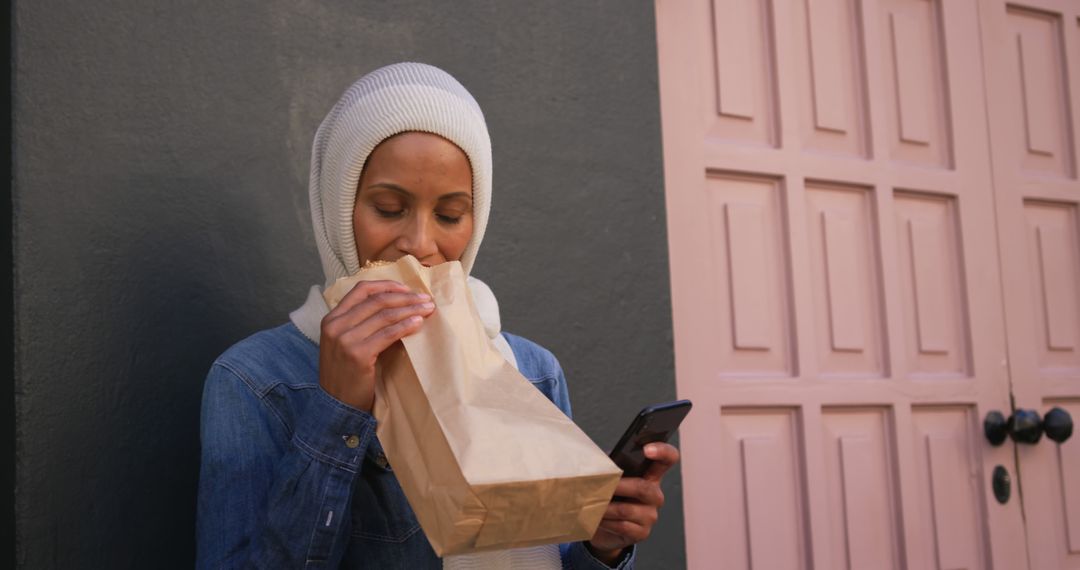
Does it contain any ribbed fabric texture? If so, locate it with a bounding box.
[443,545,561,570]
[309,62,493,286]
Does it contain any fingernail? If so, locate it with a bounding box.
[420,302,435,310]
[644,444,657,456]
[417,293,431,301]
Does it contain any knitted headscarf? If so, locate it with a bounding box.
[290,63,509,351]
[308,62,493,286]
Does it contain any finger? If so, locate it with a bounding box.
[330,280,415,316]
[612,477,665,508]
[595,518,650,545]
[330,291,433,332]
[642,443,680,482]
[340,301,436,343]
[602,500,658,526]
[354,314,426,358]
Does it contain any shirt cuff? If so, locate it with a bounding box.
[291,386,377,473]
[566,542,636,569]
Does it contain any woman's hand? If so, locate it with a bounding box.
[586,443,681,565]
[319,280,435,412]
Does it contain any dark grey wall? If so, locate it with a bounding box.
[4,0,14,565]
[13,1,678,568]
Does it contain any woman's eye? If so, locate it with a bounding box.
[437,213,464,225]
[374,206,404,218]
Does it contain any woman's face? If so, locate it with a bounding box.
[352,131,474,267]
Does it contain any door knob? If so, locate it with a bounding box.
[984,409,1044,445]
[1008,409,1043,444]
[1044,407,1073,444]
[984,411,1009,446]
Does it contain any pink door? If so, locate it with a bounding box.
[980,1,1080,568]
[656,0,1030,567]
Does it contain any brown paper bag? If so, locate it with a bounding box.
[323,256,622,556]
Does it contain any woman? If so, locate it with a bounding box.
[197,62,679,569]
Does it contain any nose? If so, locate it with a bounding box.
[396,213,439,262]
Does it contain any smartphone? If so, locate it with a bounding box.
[608,399,692,478]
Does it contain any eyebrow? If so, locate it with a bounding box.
[365,182,472,201]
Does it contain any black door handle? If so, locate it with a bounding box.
[984,411,1009,445]
[984,410,1040,445]
[1008,409,1043,444]
[984,408,1073,445]
[1044,407,1073,444]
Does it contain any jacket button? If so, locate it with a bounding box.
[375,452,390,469]
[345,435,360,448]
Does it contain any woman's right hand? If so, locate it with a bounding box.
[318,280,435,412]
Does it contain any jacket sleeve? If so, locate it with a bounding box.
[546,361,637,570]
[196,361,376,569]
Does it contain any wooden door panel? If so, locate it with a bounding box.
[893,192,971,377]
[879,0,954,168]
[716,409,808,570]
[1017,432,1080,569]
[821,407,901,570]
[1022,202,1080,372]
[706,173,795,376]
[795,0,871,157]
[658,0,1028,567]
[709,0,780,147]
[1005,5,1076,179]
[1015,399,1080,569]
[804,183,887,377]
[908,407,987,570]
[1058,401,1080,556]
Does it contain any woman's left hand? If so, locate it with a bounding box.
[585,442,681,565]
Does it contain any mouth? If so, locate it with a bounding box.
[360,259,395,270]
[363,255,440,268]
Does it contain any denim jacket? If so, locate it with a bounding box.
[197,322,635,569]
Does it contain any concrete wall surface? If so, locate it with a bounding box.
[13,1,678,567]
